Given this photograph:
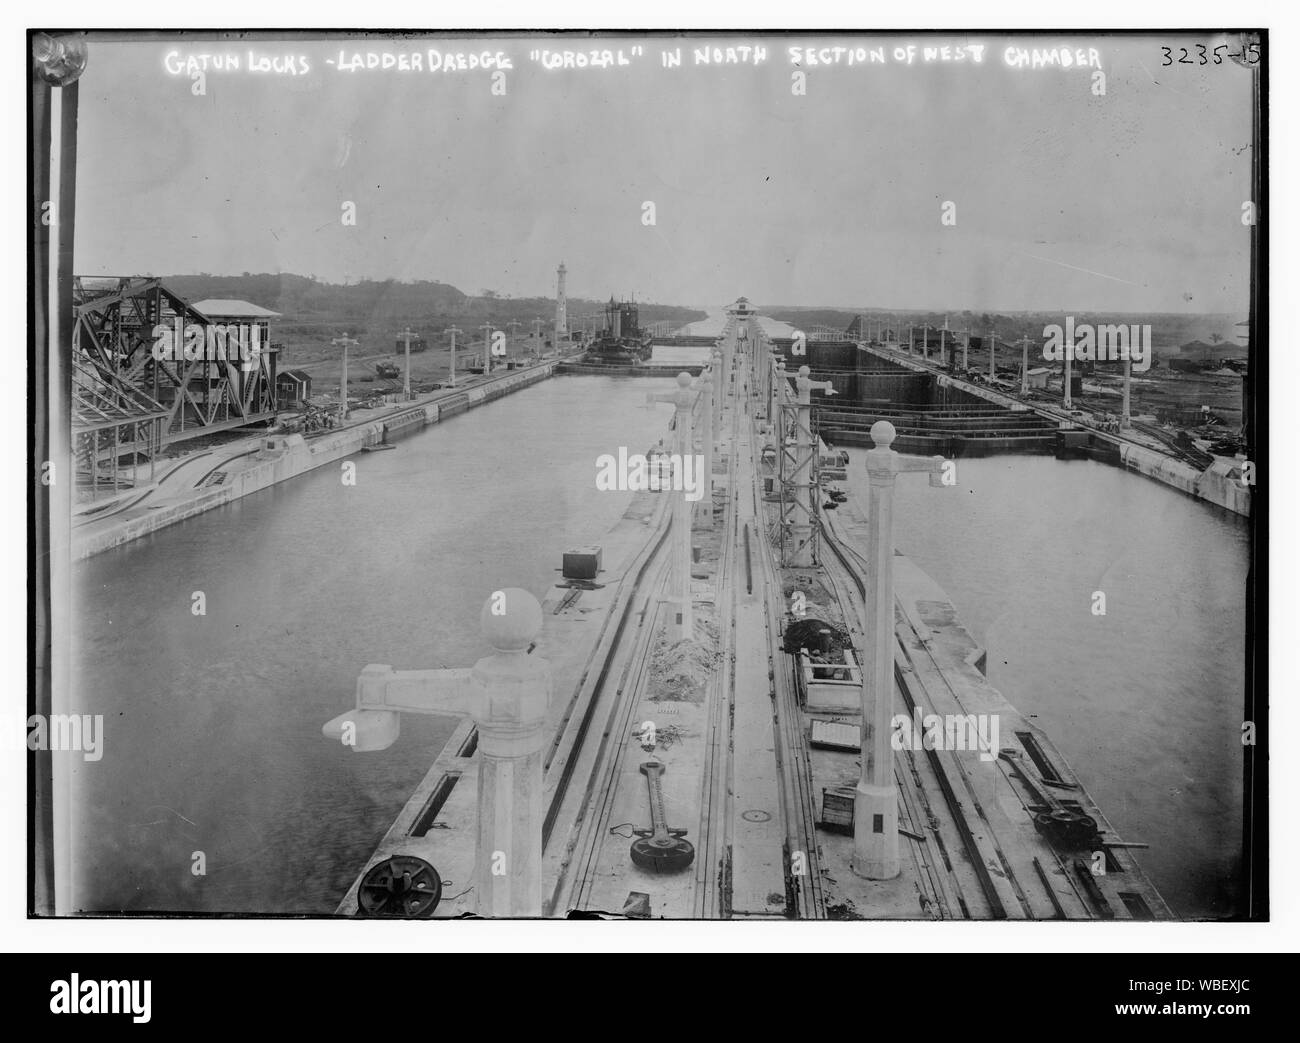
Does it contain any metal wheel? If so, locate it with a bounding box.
[357,855,442,918]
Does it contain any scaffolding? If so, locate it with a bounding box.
[808,324,854,343]
[72,345,169,501]
[69,276,281,499]
[72,277,279,445]
[775,377,823,567]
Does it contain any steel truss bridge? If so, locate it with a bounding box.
[71,277,279,495]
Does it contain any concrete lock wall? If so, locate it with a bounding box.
[855,371,932,405]
[73,364,556,559]
[1118,442,1200,497]
[1195,462,1253,515]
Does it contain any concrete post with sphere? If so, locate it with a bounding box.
[323,587,551,916]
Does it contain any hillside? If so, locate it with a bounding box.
[163,273,705,339]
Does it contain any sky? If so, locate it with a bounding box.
[70,31,1256,313]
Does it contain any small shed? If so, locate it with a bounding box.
[276,369,312,409]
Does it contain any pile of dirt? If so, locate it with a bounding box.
[648,621,721,703]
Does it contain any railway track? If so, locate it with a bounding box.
[819,511,1132,920]
[550,366,739,916]
[695,386,741,918]
[565,558,675,912]
[556,341,802,918]
[542,496,676,915]
[819,517,1018,918]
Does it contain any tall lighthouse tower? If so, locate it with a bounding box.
[554,262,568,348]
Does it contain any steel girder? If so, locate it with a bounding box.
[72,276,278,445]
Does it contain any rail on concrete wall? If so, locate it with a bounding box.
[73,361,558,559]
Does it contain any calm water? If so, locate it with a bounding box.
[68,376,1248,918]
[841,453,1250,919]
[68,375,678,913]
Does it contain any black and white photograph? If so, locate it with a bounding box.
[24,15,1273,958]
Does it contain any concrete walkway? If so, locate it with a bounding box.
[726,397,788,917]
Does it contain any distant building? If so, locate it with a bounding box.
[1025,366,1051,389]
[1177,339,1248,363]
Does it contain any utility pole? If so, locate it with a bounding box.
[396,326,417,400]
[1063,335,1073,409]
[1121,356,1132,428]
[989,329,997,380]
[332,332,358,422]
[479,322,494,375]
[532,317,544,358]
[963,328,970,371]
[508,320,521,361]
[696,370,713,529]
[854,421,948,880]
[1020,336,1031,395]
[445,326,462,387]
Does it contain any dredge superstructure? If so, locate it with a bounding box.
[584,297,654,365]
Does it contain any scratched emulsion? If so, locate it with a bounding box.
[67,375,677,914]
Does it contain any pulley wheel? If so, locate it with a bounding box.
[357,855,442,918]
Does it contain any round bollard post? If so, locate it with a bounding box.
[711,347,723,429]
[672,373,695,641]
[854,421,901,880]
[773,359,787,446]
[699,371,713,529]
[472,588,550,917]
[792,366,815,564]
